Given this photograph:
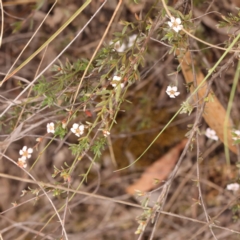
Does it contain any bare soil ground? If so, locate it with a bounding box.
[1,0,240,240]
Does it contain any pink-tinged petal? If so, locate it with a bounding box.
[19,156,26,161]
[210,129,216,135]
[205,128,218,141]
[227,183,240,191]
[172,86,177,91]
[18,159,27,168]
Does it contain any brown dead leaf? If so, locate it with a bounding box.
[126,139,187,195]
[232,0,240,7]
[179,51,237,154]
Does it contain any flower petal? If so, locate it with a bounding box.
[166,86,172,92]
[79,125,84,131]
[176,18,181,24]
[113,76,121,81]
[173,27,179,32]
[227,183,240,191]
[28,148,33,154]
[178,25,183,30]
[171,86,177,91]
[73,123,79,129]
[19,156,26,161]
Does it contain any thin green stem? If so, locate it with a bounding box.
[224,59,240,165]
[30,137,55,171]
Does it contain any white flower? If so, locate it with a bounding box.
[47,122,55,134]
[128,34,137,48]
[103,130,110,137]
[168,16,183,33]
[111,75,124,88]
[232,130,240,141]
[110,40,127,52]
[226,183,240,191]
[19,146,33,160]
[18,157,27,168]
[71,123,85,137]
[166,86,180,98]
[205,128,218,141]
[110,35,137,52]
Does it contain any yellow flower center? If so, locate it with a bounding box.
[23,151,28,157]
[172,21,178,28]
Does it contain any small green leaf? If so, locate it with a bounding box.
[115,84,122,103]
[11,21,23,33]
[96,101,107,108]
